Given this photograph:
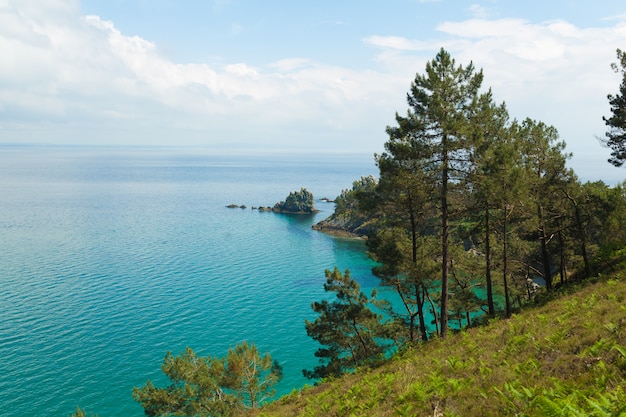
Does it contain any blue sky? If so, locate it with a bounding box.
[3,0,626,182]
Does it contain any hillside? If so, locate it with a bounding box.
[251,263,626,416]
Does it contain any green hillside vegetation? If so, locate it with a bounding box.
[251,258,626,416]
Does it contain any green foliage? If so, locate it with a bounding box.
[381,48,487,337]
[256,265,626,417]
[225,342,284,409]
[603,48,626,167]
[367,227,440,343]
[597,182,626,253]
[497,380,626,417]
[133,342,282,417]
[303,267,391,380]
[334,176,378,216]
[273,188,317,213]
[313,176,379,237]
[66,407,97,417]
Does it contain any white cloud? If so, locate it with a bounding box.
[364,35,428,51]
[467,4,491,19]
[2,1,626,181]
[269,58,312,72]
[0,2,396,148]
[366,17,626,182]
[603,13,626,22]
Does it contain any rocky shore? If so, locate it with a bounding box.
[311,214,373,239]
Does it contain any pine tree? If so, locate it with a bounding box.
[368,227,439,343]
[132,343,282,416]
[518,119,571,291]
[603,48,626,167]
[304,268,389,379]
[383,48,484,338]
[466,93,511,316]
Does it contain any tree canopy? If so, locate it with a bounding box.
[132,342,282,417]
[314,48,620,361]
[603,48,626,167]
[303,267,390,379]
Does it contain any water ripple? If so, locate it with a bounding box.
[0,149,377,417]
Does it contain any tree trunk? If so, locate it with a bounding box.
[576,205,591,278]
[503,205,512,317]
[416,285,428,341]
[425,288,439,336]
[568,194,591,277]
[537,203,553,291]
[485,200,495,316]
[396,280,417,343]
[351,319,370,360]
[410,209,428,342]
[558,228,566,285]
[440,141,450,338]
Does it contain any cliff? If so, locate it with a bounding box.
[311,212,375,238]
[312,175,378,238]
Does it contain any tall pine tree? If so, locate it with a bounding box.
[603,48,626,167]
[384,48,484,338]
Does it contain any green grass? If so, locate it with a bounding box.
[249,271,626,416]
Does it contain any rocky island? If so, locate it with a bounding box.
[271,188,319,214]
[226,188,319,214]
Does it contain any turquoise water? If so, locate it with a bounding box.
[0,146,380,417]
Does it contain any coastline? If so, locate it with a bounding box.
[311,220,367,239]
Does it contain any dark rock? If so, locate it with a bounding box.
[272,188,319,214]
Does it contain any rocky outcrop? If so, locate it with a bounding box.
[312,176,378,238]
[226,188,319,214]
[311,215,374,238]
[271,188,319,214]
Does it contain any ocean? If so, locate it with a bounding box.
[0,146,380,417]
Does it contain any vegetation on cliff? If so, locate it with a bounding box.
[309,48,626,350]
[253,260,626,416]
[272,188,319,214]
[303,267,393,380]
[133,342,282,416]
[312,176,378,237]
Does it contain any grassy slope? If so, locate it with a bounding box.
[252,270,626,416]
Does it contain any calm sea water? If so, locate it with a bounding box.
[0,146,380,417]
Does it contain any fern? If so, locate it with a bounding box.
[612,344,626,358]
[534,395,563,417]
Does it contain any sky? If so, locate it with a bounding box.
[2,0,626,183]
